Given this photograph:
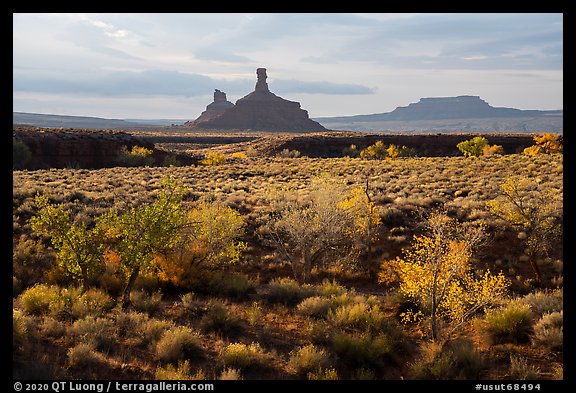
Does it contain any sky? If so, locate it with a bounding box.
[13,13,563,120]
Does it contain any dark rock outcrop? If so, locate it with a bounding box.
[12,127,195,169]
[189,68,327,132]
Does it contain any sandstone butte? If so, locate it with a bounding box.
[186,68,328,132]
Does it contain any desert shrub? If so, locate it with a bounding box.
[118,145,155,167]
[523,133,562,156]
[139,318,176,348]
[288,344,330,376]
[532,311,563,353]
[70,288,115,319]
[331,332,395,367]
[221,342,266,370]
[180,292,196,310]
[13,236,55,288]
[265,277,316,305]
[482,144,504,156]
[297,296,335,319]
[69,316,117,351]
[519,289,563,317]
[315,279,349,297]
[342,144,359,157]
[162,155,182,167]
[206,271,255,299]
[327,302,387,333]
[509,355,541,380]
[13,138,32,168]
[130,290,163,315]
[230,152,249,160]
[155,360,205,380]
[360,141,388,159]
[156,326,203,364]
[478,301,533,345]
[201,152,227,166]
[278,149,301,158]
[67,343,105,369]
[410,339,484,380]
[199,300,243,336]
[40,316,67,338]
[219,368,242,380]
[18,284,60,315]
[13,309,32,352]
[307,367,339,380]
[245,301,263,327]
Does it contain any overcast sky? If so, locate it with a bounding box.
[13,13,563,120]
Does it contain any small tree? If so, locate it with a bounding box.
[360,141,388,159]
[456,137,489,157]
[523,133,562,156]
[201,152,227,166]
[379,210,510,343]
[119,145,155,167]
[155,199,248,287]
[30,195,105,291]
[262,177,380,282]
[486,177,562,282]
[101,177,186,308]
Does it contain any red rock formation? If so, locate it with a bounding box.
[186,89,235,126]
[189,68,327,132]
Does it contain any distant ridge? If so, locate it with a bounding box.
[13,112,187,129]
[315,96,562,122]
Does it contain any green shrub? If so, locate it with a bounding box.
[327,302,387,333]
[457,137,489,157]
[156,326,202,363]
[13,138,32,168]
[479,301,534,345]
[265,277,316,306]
[221,342,266,370]
[532,311,563,353]
[18,284,60,315]
[288,344,330,376]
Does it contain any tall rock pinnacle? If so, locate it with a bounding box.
[187,68,327,132]
[255,68,269,92]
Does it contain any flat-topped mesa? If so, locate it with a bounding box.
[188,68,328,132]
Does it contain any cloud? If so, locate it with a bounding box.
[13,68,374,97]
[272,79,375,95]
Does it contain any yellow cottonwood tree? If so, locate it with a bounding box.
[379,211,509,343]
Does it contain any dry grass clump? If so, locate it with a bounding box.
[264,277,317,306]
[220,342,267,370]
[287,344,331,376]
[155,326,203,364]
[218,367,243,380]
[519,289,562,317]
[509,355,542,380]
[69,316,117,351]
[199,300,244,336]
[130,290,163,315]
[409,339,484,380]
[532,311,563,353]
[155,360,206,380]
[67,343,107,369]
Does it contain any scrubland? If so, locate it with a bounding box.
[13,149,563,381]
